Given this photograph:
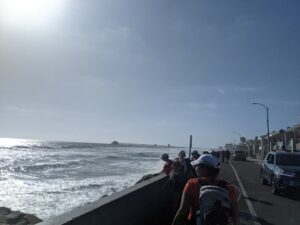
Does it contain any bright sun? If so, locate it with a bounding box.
[0,0,63,27]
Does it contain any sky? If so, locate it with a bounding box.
[0,0,299,147]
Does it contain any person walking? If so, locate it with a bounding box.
[221,150,225,163]
[161,153,173,176]
[172,154,239,225]
[178,150,197,180]
[191,150,201,161]
[225,149,231,163]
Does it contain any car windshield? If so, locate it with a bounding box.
[235,151,245,154]
[276,155,300,166]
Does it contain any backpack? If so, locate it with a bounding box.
[196,179,232,225]
[185,158,197,179]
[167,163,186,192]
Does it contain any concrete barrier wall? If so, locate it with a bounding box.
[37,174,175,225]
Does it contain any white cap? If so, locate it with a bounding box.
[191,154,220,168]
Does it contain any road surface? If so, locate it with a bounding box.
[219,158,300,225]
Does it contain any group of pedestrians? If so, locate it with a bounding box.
[161,150,231,177]
[160,150,238,225]
[211,150,231,163]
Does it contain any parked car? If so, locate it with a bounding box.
[260,151,300,195]
[233,150,247,161]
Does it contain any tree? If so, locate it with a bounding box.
[240,136,246,144]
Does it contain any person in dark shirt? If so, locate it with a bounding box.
[191,150,200,161]
[178,151,197,180]
[225,149,231,163]
[221,150,225,163]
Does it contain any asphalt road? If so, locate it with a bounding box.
[218,158,300,225]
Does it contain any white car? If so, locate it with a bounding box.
[233,150,247,161]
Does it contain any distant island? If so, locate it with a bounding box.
[111,141,119,145]
[108,141,178,148]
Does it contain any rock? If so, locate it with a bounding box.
[0,216,7,223]
[135,173,160,184]
[0,207,42,225]
[23,215,42,224]
[6,211,23,224]
[16,218,28,225]
[0,207,11,216]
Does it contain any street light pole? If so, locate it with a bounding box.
[252,102,270,153]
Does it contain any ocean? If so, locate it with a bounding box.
[0,138,194,220]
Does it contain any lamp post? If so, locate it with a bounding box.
[252,102,270,153]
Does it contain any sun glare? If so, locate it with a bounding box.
[0,0,63,27]
[0,138,28,148]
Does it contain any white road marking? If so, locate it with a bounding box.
[230,161,262,225]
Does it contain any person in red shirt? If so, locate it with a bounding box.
[172,154,239,225]
[161,153,173,176]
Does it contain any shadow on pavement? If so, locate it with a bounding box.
[244,197,273,206]
[283,192,300,201]
[239,212,275,225]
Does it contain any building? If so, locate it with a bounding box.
[246,123,300,159]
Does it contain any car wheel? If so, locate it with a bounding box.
[260,170,267,185]
[271,177,279,195]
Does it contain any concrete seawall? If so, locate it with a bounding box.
[37,174,174,225]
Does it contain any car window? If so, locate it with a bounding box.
[268,155,274,164]
[235,151,245,154]
[266,154,271,161]
[276,154,300,166]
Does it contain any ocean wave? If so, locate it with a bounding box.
[13,145,30,149]
[11,145,56,150]
[11,143,95,150]
[60,144,94,149]
[63,183,104,191]
[0,140,180,220]
[131,152,159,158]
[105,155,128,160]
[10,161,81,172]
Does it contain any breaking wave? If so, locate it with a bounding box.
[0,138,183,220]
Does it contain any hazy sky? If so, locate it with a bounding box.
[0,0,299,147]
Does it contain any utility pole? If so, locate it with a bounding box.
[189,135,192,159]
[252,102,270,153]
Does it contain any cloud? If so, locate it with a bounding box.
[66,26,143,52]
[5,106,59,115]
[4,105,76,117]
[235,15,257,28]
[272,100,300,107]
[176,85,256,95]
[187,102,217,110]
[156,120,168,126]
[233,87,256,92]
[216,87,226,94]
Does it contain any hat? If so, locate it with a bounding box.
[178,150,186,157]
[161,153,169,160]
[192,150,199,155]
[191,154,220,169]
